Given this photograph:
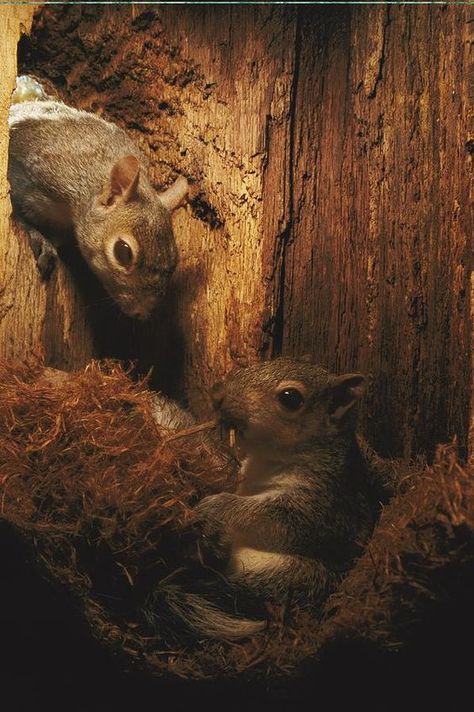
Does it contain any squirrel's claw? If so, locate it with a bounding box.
[28,228,58,281]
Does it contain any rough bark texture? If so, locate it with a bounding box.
[282,7,472,459]
[16,5,298,415]
[1,4,471,459]
[0,5,95,371]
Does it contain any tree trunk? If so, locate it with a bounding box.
[1,4,471,460]
[281,7,472,458]
[0,5,96,371]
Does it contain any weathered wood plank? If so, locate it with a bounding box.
[0,5,95,369]
[19,5,296,415]
[5,4,472,458]
[283,6,472,457]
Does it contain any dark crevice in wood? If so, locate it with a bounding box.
[271,8,302,358]
[3,5,471,458]
[366,6,391,100]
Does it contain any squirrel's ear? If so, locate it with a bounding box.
[100,155,140,207]
[326,373,366,427]
[158,176,189,212]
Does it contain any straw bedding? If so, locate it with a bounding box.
[0,357,472,684]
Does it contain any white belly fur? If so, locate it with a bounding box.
[228,546,287,576]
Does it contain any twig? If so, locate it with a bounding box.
[164,420,216,443]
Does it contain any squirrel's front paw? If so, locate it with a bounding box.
[197,522,230,567]
[29,228,58,281]
[193,492,235,521]
[192,493,234,544]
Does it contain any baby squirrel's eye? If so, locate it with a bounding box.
[277,388,305,411]
[113,238,134,268]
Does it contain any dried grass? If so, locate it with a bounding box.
[0,357,472,681]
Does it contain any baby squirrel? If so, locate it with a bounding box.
[149,392,195,431]
[145,357,376,641]
[8,77,189,320]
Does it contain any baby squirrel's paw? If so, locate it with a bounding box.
[194,492,235,520]
[198,525,230,567]
[28,228,58,280]
[193,492,230,562]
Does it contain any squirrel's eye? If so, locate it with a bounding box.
[277,388,305,411]
[113,239,134,268]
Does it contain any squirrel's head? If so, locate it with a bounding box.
[210,357,366,457]
[82,155,188,320]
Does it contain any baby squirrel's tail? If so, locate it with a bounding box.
[11,75,49,104]
[143,554,335,642]
[146,584,267,641]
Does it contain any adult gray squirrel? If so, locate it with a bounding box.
[145,357,376,641]
[8,76,189,320]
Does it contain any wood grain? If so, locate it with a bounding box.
[282,6,472,457]
[0,5,95,370]
[18,6,297,416]
[3,4,471,458]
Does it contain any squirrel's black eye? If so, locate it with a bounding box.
[277,388,305,411]
[113,239,134,268]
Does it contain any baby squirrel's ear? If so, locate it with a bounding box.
[158,176,189,212]
[326,373,366,428]
[100,155,140,208]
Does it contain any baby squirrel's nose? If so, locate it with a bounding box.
[210,381,226,409]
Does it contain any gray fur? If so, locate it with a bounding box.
[162,591,266,640]
[150,393,195,431]
[146,357,375,641]
[8,96,187,319]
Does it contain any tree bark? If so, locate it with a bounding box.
[1,4,471,459]
[0,5,95,371]
[17,5,298,413]
[282,7,472,458]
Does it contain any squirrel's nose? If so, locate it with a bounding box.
[210,381,226,409]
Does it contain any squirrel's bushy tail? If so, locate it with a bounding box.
[144,583,266,641]
[143,554,337,642]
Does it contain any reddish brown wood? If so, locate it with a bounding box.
[19,5,297,416]
[2,4,470,459]
[0,6,95,372]
[282,6,472,457]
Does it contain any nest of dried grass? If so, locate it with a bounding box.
[0,357,473,684]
